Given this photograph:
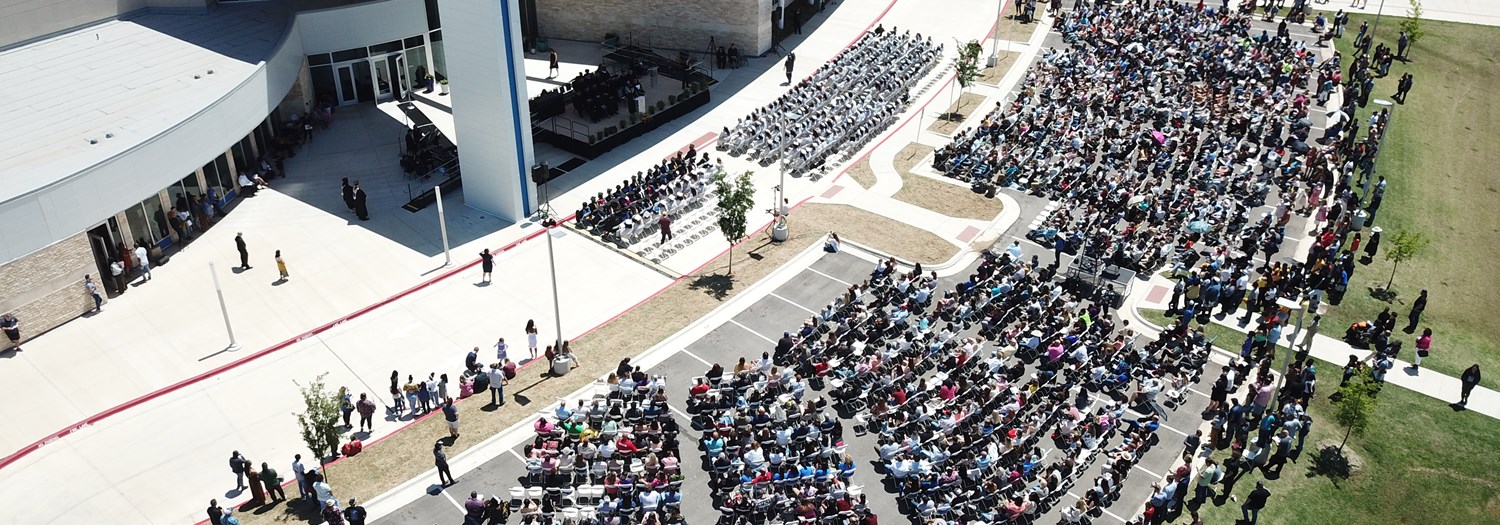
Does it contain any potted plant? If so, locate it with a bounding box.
[630,113,640,124]
[655,100,666,112]
[439,78,450,96]
[668,94,677,105]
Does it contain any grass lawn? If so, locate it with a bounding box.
[1139,309,1500,524]
[1316,14,1500,387]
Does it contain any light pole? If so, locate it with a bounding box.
[208,262,239,350]
[533,163,566,352]
[435,185,452,266]
[988,0,1004,68]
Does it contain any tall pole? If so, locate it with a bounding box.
[209,262,239,350]
[988,0,1003,67]
[537,164,564,351]
[1370,0,1388,41]
[436,185,452,266]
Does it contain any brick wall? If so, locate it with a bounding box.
[535,0,772,56]
[0,233,98,344]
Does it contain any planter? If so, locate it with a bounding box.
[440,82,450,95]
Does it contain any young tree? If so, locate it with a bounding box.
[1400,0,1425,52]
[949,40,985,121]
[714,170,757,275]
[295,373,343,460]
[1383,228,1429,290]
[1333,371,1378,452]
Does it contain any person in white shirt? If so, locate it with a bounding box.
[133,245,151,282]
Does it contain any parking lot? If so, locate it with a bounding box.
[375,247,1222,525]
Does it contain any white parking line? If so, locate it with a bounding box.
[728,319,778,345]
[681,348,713,366]
[440,488,466,512]
[1133,463,1164,479]
[807,268,855,287]
[769,292,818,315]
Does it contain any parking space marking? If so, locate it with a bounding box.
[769,292,818,315]
[728,319,778,345]
[807,268,855,287]
[440,488,466,513]
[1064,492,1131,524]
[1132,463,1164,479]
[508,449,526,462]
[681,348,713,366]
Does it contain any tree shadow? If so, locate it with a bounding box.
[688,273,735,301]
[1305,445,1353,487]
[1368,287,1399,303]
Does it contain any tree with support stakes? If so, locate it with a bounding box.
[714,170,757,275]
[295,373,343,461]
[947,40,984,121]
[1382,228,1429,291]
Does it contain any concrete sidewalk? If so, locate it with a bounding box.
[1125,272,1499,419]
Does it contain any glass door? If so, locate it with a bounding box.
[388,54,409,101]
[374,58,393,101]
[336,64,360,105]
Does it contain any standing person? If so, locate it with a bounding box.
[84,275,102,313]
[134,243,151,282]
[495,337,509,364]
[245,458,267,505]
[352,181,369,221]
[1410,328,1433,372]
[276,250,289,281]
[344,498,368,525]
[230,450,248,489]
[390,371,406,414]
[1459,365,1481,405]
[260,462,287,501]
[405,375,422,415]
[480,248,494,283]
[658,214,673,245]
[341,178,356,212]
[1395,73,1414,104]
[339,387,354,429]
[312,471,335,509]
[1405,290,1427,333]
[548,50,560,78]
[292,454,309,500]
[110,258,126,294]
[784,53,796,85]
[526,319,540,360]
[236,233,251,270]
[434,441,455,485]
[415,375,432,414]
[1241,481,1271,524]
[442,396,461,439]
[1396,30,1409,59]
[206,499,224,525]
[321,500,344,525]
[488,363,506,407]
[356,393,376,432]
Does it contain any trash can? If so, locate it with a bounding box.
[1351,209,1368,231]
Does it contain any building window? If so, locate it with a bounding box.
[430,31,446,79]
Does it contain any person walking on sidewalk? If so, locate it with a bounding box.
[236,233,251,270]
[1409,328,1432,372]
[339,387,354,428]
[434,441,455,485]
[1405,290,1427,333]
[84,275,102,313]
[1460,365,1481,406]
[356,393,376,432]
[658,214,673,245]
[134,244,151,282]
[341,178,356,212]
[230,450,248,489]
[480,248,494,283]
[276,250,289,281]
[549,50,560,78]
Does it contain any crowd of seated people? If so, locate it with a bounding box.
[740,248,1218,524]
[683,351,871,525]
[575,148,720,246]
[567,67,647,123]
[932,3,1331,280]
[510,363,688,525]
[719,27,940,175]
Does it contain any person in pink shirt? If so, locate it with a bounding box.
[1411,328,1433,372]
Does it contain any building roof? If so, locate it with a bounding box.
[0,6,287,204]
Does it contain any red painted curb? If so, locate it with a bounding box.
[0,222,565,473]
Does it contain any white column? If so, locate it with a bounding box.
[441,0,537,221]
